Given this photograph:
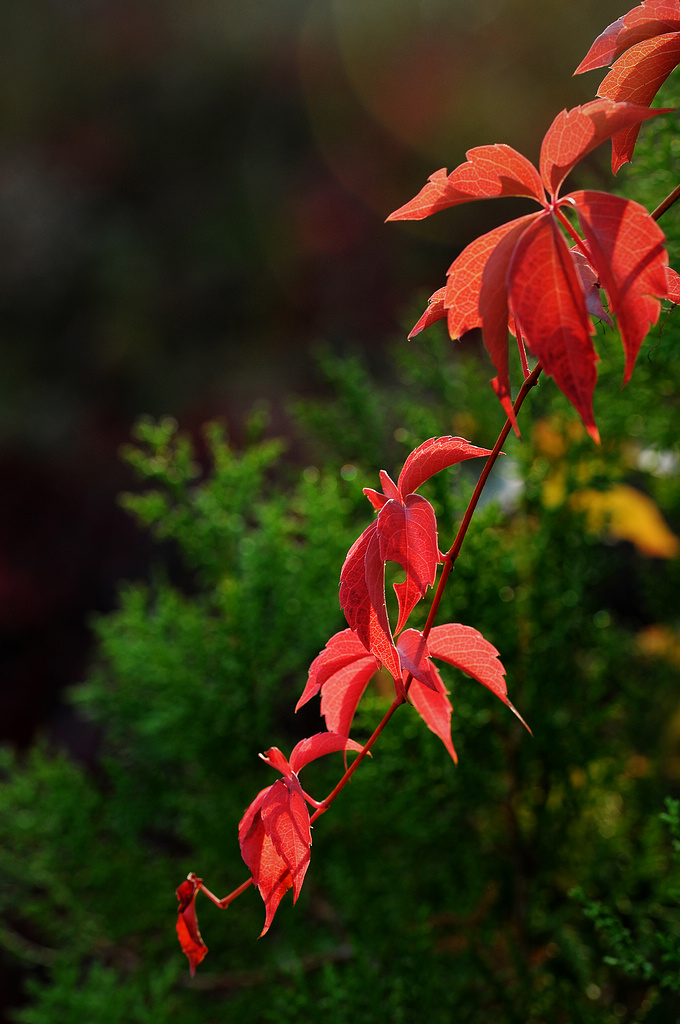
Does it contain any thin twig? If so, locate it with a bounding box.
[652,182,680,223]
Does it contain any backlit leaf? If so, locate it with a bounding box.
[507,212,600,442]
[539,98,666,196]
[387,144,545,221]
[339,521,401,679]
[397,436,492,496]
[378,494,440,632]
[569,190,670,382]
[176,877,208,976]
[574,0,680,73]
[428,623,529,730]
[596,34,680,170]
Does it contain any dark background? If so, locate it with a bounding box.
[0,0,625,746]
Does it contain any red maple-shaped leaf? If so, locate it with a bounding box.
[574,1,680,170]
[176,876,208,976]
[340,437,491,668]
[238,734,362,936]
[389,100,674,441]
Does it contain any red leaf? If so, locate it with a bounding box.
[260,777,311,902]
[397,436,492,496]
[259,746,292,777]
[339,521,401,680]
[408,286,448,338]
[176,877,208,976]
[478,215,541,429]
[296,630,377,735]
[387,145,545,221]
[507,211,600,442]
[569,190,670,382]
[666,265,680,302]
[444,215,538,343]
[428,623,529,730]
[296,631,379,734]
[409,671,458,764]
[289,731,364,772]
[574,0,680,73]
[296,629,374,711]
[570,248,614,327]
[539,98,667,197]
[240,733,363,936]
[596,34,680,170]
[396,629,458,761]
[239,786,295,937]
[320,659,377,735]
[378,494,440,632]
[396,629,442,691]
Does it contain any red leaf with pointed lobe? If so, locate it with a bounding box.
[259,746,292,777]
[428,623,529,730]
[574,0,680,73]
[478,215,542,431]
[569,189,670,382]
[507,212,601,442]
[397,435,492,496]
[387,145,545,221]
[596,34,680,170]
[409,671,458,764]
[408,286,448,339]
[260,777,311,903]
[666,265,680,302]
[296,628,375,713]
[297,629,379,734]
[396,629,443,691]
[395,630,459,761]
[289,731,364,772]
[176,877,208,976]
[378,494,440,632]
[343,438,491,668]
[443,216,538,345]
[239,786,294,937]
[539,98,667,196]
[339,521,401,679]
[320,657,377,736]
[570,248,614,326]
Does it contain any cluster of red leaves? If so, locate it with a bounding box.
[338,436,492,678]
[574,0,680,171]
[296,624,528,767]
[176,1,680,973]
[389,98,679,442]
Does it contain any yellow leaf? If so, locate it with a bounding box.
[570,484,679,558]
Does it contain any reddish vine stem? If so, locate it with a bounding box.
[652,181,680,222]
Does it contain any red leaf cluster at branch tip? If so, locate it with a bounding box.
[390,99,676,441]
[574,0,680,171]
[176,876,208,976]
